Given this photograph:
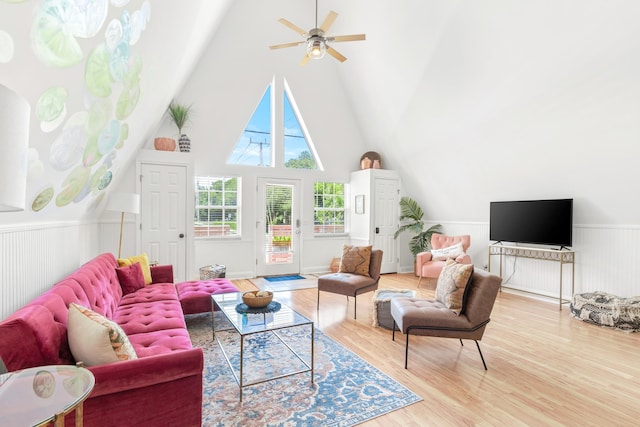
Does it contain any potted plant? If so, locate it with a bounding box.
[167,101,193,152]
[272,235,292,246]
[394,196,441,263]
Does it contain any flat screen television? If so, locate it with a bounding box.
[489,199,573,247]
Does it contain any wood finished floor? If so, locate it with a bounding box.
[230,273,640,426]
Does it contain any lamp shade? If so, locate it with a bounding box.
[107,192,140,214]
[0,84,30,212]
[307,38,326,59]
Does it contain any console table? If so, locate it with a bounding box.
[487,244,575,310]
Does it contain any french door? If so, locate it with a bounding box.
[256,178,301,277]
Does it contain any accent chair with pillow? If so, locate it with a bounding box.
[317,246,383,319]
[390,267,502,370]
[416,233,472,286]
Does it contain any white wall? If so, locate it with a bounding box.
[343,1,640,297]
[131,0,365,279]
[6,1,639,320]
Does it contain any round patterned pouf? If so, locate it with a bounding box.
[570,291,640,331]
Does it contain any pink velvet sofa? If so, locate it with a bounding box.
[0,253,205,426]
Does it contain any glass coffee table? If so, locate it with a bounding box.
[0,364,94,426]
[211,292,314,401]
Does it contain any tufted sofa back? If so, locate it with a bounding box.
[0,253,122,370]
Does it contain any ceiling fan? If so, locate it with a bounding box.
[269,0,366,65]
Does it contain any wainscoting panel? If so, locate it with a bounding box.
[0,222,99,320]
[418,222,640,302]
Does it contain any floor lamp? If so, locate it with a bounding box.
[0,84,30,212]
[107,192,140,258]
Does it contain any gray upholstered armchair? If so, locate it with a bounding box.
[391,268,502,369]
[317,249,383,319]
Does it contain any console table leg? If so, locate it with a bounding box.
[559,261,563,310]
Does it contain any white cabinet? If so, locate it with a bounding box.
[350,169,400,273]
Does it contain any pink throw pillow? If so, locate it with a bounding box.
[116,262,146,295]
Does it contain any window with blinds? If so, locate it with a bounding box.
[314,182,345,234]
[194,176,240,238]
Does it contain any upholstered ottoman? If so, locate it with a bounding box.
[372,289,416,330]
[176,279,239,315]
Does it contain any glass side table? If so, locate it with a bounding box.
[0,364,95,427]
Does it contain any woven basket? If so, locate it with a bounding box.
[199,264,226,279]
[242,291,273,308]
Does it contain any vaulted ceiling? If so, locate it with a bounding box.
[2,0,640,225]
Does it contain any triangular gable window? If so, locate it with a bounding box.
[283,80,318,170]
[227,77,321,170]
[228,85,272,167]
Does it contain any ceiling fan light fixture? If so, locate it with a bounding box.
[307,38,326,59]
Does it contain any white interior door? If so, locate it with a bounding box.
[374,177,399,273]
[256,178,301,277]
[140,163,187,281]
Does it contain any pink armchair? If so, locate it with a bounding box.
[416,234,471,286]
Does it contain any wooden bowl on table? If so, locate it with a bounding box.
[242,291,273,308]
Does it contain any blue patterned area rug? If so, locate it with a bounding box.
[186,313,421,426]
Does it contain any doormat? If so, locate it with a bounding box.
[250,275,318,292]
[264,275,305,282]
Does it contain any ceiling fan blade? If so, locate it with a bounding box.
[326,46,347,62]
[319,11,338,33]
[278,18,307,36]
[269,41,305,50]
[300,54,310,66]
[330,34,366,43]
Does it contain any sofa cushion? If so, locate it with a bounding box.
[68,303,138,366]
[435,259,474,311]
[118,253,152,284]
[339,245,372,277]
[114,300,187,335]
[0,318,48,371]
[116,262,146,295]
[127,329,194,357]
[431,242,465,261]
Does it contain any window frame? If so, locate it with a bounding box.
[313,181,346,236]
[194,176,241,239]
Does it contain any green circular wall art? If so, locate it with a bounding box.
[13,0,153,212]
[36,86,68,133]
[32,187,55,212]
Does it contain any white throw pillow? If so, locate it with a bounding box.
[67,303,137,367]
[431,242,465,261]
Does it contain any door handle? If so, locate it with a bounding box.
[375,227,380,234]
[179,233,185,238]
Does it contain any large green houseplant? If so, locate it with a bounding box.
[394,196,442,257]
